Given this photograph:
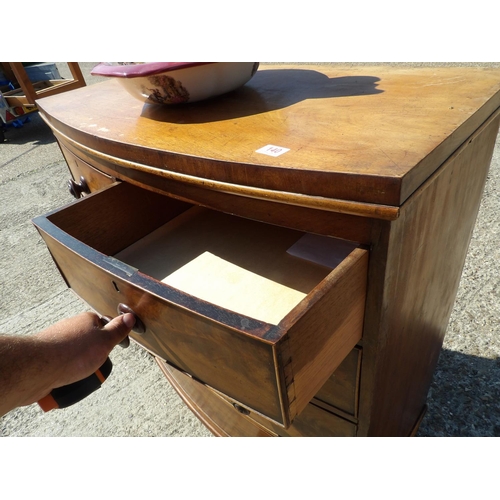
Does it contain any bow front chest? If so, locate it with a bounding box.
[33,65,500,436]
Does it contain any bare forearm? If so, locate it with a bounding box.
[0,312,135,417]
[0,334,62,416]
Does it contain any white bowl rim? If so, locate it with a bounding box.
[91,62,216,79]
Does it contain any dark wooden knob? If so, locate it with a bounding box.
[68,176,90,198]
[117,303,146,334]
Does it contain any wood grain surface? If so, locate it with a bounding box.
[37,65,500,206]
[358,111,500,436]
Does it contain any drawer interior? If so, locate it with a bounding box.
[47,182,359,325]
[114,205,356,325]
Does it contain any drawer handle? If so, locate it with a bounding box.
[101,315,130,348]
[117,303,146,334]
[233,403,250,416]
[68,176,90,199]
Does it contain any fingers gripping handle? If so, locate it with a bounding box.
[37,307,145,412]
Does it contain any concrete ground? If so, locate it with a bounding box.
[1,63,499,437]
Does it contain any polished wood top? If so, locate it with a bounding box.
[37,64,500,206]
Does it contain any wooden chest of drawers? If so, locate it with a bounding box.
[34,64,500,436]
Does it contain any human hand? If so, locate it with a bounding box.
[35,311,136,394]
[0,311,136,416]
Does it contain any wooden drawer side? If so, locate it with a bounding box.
[280,248,368,421]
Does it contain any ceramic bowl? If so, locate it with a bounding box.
[91,62,260,105]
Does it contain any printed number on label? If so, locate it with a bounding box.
[255,145,290,157]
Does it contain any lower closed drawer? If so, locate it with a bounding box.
[157,358,275,437]
[313,347,361,418]
[159,359,356,437]
[33,182,368,427]
[250,400,357,437]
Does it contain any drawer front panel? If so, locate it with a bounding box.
[34,226,284,423]
[59,142,115,194]
[218,388,357,437]
[157,358,275,437]
[269,403,357,437]
[33,182,368,427]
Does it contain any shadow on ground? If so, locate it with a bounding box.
[1,113,55,146]
[418,349,500,436]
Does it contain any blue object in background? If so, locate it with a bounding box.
[23,62,61,82]
[0,63,61,139]
[0,62,61,86]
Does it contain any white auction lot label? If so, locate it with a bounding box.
[255,144,290,157]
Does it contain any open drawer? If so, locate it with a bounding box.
[32,182,368,427]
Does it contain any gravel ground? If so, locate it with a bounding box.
[0,63,499,437]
